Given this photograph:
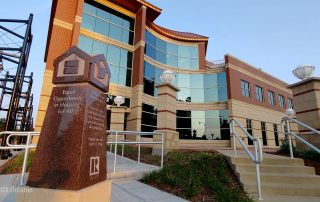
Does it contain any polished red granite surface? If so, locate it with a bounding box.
[27,47,110,190]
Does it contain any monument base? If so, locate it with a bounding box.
[16,180,112,202]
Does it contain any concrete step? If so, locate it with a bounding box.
[107,152,160,181]
[244,183,320,196]
[234,164,315,175]
[256,195,320,202]
[239,172,320,185]
[229,156,304,166]
[220,150,320,200]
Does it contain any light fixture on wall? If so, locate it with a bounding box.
[285,107,296,118]
[292,65,315,80]
[114,96,124,107]
[160,70,176,84]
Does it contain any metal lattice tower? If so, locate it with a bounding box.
[0,14,34,158]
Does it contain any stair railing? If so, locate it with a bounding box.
[0,131,40,185]
[281,117,320,158]
[229,118,263,200]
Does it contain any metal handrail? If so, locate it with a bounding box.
[229,119,263,200]
[281,117,320,158]
[0,131,40,185]
[107,130,164,173]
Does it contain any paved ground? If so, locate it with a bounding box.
[107,151,161,180]
[111,180,188,202]
[0,152,188,202]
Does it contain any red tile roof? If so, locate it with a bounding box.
[150,23,209,42]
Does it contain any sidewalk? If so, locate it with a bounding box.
[111,180,188,202]
[0,153,188,202]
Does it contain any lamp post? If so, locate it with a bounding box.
[292,65,315,80]
[160,70,176,84]
[285,107,296,118]
[114,96,124,107]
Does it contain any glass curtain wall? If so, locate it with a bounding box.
[176,110,230,140]
[82,2,134,44]
[143,62,228,102]
[78,35,132,87]
[141,104,157,132]
[145,30,199,70]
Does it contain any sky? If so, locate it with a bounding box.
[0,0,320,120]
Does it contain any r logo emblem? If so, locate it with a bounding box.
[90,156,100,176]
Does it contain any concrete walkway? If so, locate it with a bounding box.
[107,151,160,180]
[0,152,188,202]
[111,180,188,202]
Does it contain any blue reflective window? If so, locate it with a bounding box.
[156,38,166,53]
[178,57,190,69]
[81,2,134,45]
[82,13,95,31]
[143,62,228,102]
[110,14,122,25]
[155,68,163,84]
[191,74,203,89]
[167,55,178,67]
[156,50,166,64]
[83,3,97,14]
[204,74,217,88]
[121,30,130,44]
[92,40,107,55]
[176,110,230,140]
[146,31,156,47]
[218,72,227,87]
[119,67,129,86]
[107,45,121,65]
[120,49,132,69]
[144,62,155,80]
[109,64,119,84]
[145,30,199,69]
[190,89,204,102]
[167,43,178,56]
[176,88,189,102]
[78,35,93,53]
[95,18,109,36]
[218,87,228,101]
[204,88,218,102]
[178,46,190,58]
[178,74,190,88]
[78,35,132,87]
[109,24,122,42]
[146,44,156,59]
[190,47,198,58]
[96,9,110,20]
[190,58,199,70]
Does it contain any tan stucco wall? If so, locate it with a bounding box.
[228,99,298,149]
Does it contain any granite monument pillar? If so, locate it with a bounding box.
[17,46,112,202]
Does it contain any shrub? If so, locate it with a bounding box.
[279,138,295,154]
[141,151,253,202]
